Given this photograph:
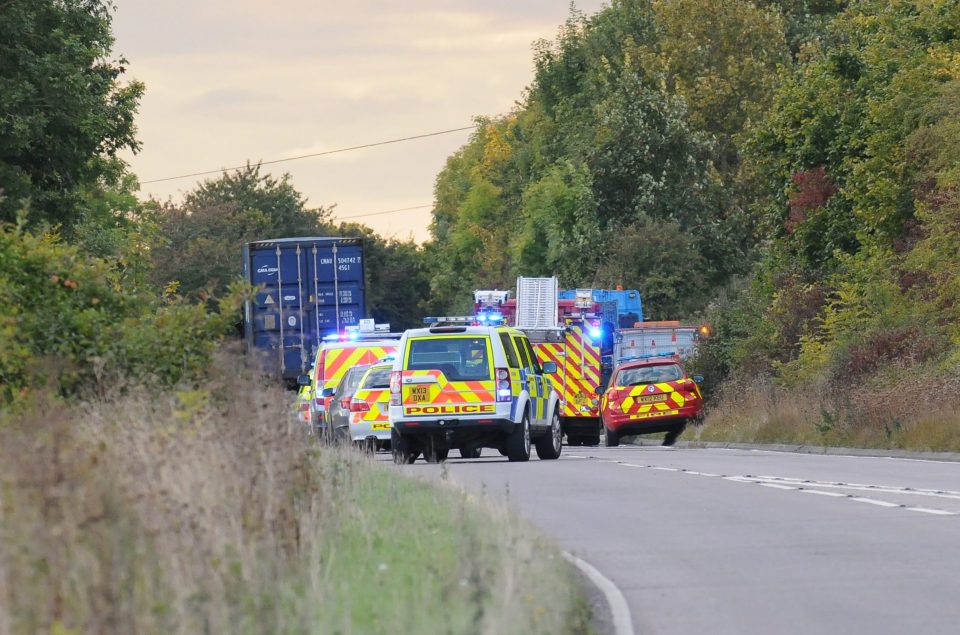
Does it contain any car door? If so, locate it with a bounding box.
[512,334,547,426]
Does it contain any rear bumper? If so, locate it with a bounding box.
[393,417,515,435]
[604,405,701,435]
[349,420,392,442]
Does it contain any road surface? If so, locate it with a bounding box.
[392,445,960,634]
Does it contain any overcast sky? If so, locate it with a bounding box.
[112,1,607,242]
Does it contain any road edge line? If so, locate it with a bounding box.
[562,551,634,635]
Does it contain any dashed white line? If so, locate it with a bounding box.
[801,490,846,498]
[910,507,959,516]
[600,459,959,516]
[850,497,902,508]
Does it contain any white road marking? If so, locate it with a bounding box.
[801,490,846,498]
[562,551,634,635]
[909,507,959,516]
[600,457,959,517]
[850,497,902,508]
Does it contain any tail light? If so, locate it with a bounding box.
[350,400,370,413]
[607,388,621,405]
[496,368,511,402]
[340,397,352,410]
[389,371,401,406]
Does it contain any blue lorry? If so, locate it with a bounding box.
[242,237,366,385]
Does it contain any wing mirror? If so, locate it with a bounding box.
[692,375,704,384]
[297,375,312,387]
[541,361,557,374]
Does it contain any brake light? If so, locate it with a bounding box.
[389,371,401,406]
[607,389,621,404]
[496,368,511,402]
[350,400,370,413]
[340,397,352,410]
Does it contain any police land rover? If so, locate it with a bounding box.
[388,317,563,464]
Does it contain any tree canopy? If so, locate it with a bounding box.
[0,0,143,234]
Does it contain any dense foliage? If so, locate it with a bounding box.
[427,0,789,318]
[0,0,143,235]
[3,0,959,432]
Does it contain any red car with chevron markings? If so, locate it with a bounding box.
[600,358,704,447]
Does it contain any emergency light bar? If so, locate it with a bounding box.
[423,316,475,324]
[617,354,678,363]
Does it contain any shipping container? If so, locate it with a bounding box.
[243,237,366,384]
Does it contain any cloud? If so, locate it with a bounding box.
[113,0,608,241]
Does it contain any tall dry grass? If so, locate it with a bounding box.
[0,353,588,634]
[696,364,960,451]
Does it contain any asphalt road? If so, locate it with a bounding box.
[390,445,960,635]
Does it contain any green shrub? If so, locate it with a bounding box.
[0,223,240,407]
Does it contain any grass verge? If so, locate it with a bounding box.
[691,364,960,452]
[0,354,590,634]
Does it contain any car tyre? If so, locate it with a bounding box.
[535,409,562,460]
[423,437,449,463]
[392,429,418,465]
[663,425,685,447]
[506,411,531,462]
[602,424,619,447]
[459,447,482,459]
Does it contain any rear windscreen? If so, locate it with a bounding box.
[335,365,370,398]
[617,364,682,385]
[407,337,491,381]
[361,367,392,390]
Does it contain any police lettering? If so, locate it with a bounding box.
[405,404,496,415]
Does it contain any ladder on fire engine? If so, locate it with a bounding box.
[515,277,559,329]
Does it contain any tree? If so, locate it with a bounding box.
[0,0,143,233]
[149,165,332,300]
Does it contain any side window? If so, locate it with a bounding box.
[512,336,531,370]
[499,332,520,368]
[522,338,543,374]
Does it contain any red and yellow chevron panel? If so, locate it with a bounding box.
[400,369,496,411]
[533,322,602,419]
[351,388,390,423]
[322,344,396,391]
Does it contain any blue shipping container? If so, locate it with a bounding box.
[243,237,366,382]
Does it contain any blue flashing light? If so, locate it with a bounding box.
[477,313,488,322]
[423,317,439,324]
[488,312,503,323]
[347,330,360,341]
[322,333,340,342]
[589,326,602,339]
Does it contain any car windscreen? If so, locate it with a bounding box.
[617,364,683,386]
[360,367,392,390]
[407,337,491,381]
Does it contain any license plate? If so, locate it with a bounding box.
[638,394,667,403]
[408,385,430,403]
